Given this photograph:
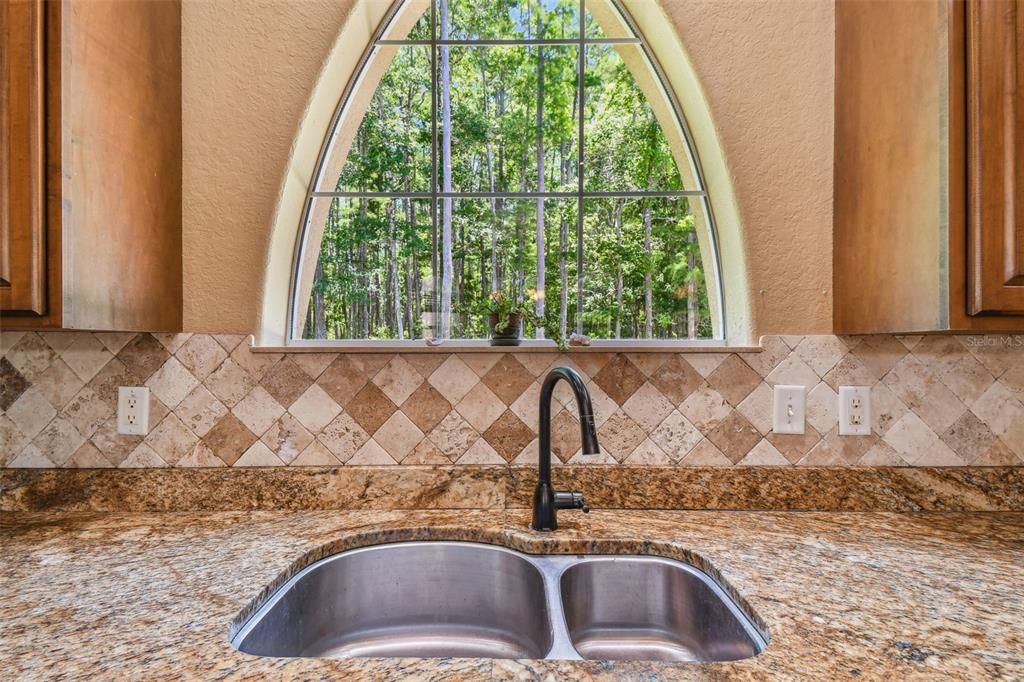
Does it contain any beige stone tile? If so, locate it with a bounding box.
[912,335,970,377]
[116,334,170,382]
[372,411,424,462]
[429,355,480,404]
[315,355,369,407]
[821,353,878,391]
[738,336,790,378]
[8,444,55,467]
[455,437,505,464]
[174,385,228,437]
[621,382,675,433]
[961,334,1022,377]
[153,333,192,354]
[145,357,199,409]
[458,353,502,378]
[6,387,57,440]
[549,410,582,462]
[483,410,535,463]
[203,413,257,466]
[65,441,114,468]
[41,331,83,353]
[597,410,646,461]
[350,353,392,378]
[174,335,228,381]
[592,355,646,406]
[856,442,907,466]
[400,353,449,379]
[290,440,342,466]
[623,438,672,465]
[317,412,370,462]
[260,356,314,408]
[230,343,281,381]
[707,411,762,463]
[896,335,924,351]
[177,442,227,467]
[679,384,731,434]
[626,353,671,378]
[0,356,31,411]
[736,381,773,435]
[93,332,137,355]
[235,441,285,467]
[795,442,846,466]
[290,352,339,380]
[345,382,397,434]
[401,382,452,433]
[372,356,424,406]
[870,383,909,436]
[883,355,966,434]
[648,355,704,406]
[231,385,285,437]
[261,413,315,464]
[348,438,397,465]
[511,438,540,465]
[973,439,1023,466]
[649,410,703,461]
[998,361,1024,403]
[212,334,248,353]
[428,411,479,461]
[883,412,962,465]
[6,332,57,381]
[764,354,819,388]
[403,438,451,465]
[737,439,789,466]
[59,387,113,439]
[143,413,199,465]
[510,380,552,433]
[567,447,619,465]
[807,426,877,465]
[0,415,28,466]
[706,354,762,407]
[119,443,167,468]
[767,426,824,463]
[940,411,998,464]
[678,439,732,466]
[572,352,614,379]
[584,381,617,429]
[87,358,138,410]
[681,352,730,379]
[203,358,258,408]
[806,382,839,435]
[794,336,849,377]
[780,335,805,350]
[481,354,534,405]
[33,358,85,410]
[849,334,907,380]
[455,382,506,432]
[60,333,113,383]
[0,330,26,354]
[88,418,143,467]
[289,384,342,434]
[970,381,1024,458]
[544,356,592,408]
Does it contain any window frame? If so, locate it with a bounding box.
[289,0,726,347]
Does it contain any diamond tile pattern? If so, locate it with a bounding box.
[2,332,1023,467]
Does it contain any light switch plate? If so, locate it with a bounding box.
[117,386,150,435]
[772,385,806,435]
[838,386,871,436]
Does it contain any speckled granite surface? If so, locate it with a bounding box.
[2,510,1022,679]
[2,465,1023,512]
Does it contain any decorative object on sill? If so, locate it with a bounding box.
[480,289,533,347]
[425,337,445,346]
[488,313,523,346]
[568,333,592,347]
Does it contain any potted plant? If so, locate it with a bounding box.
[481,290,533,346]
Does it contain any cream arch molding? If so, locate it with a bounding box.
[257,0,751,346]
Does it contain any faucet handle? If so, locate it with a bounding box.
[554,491,589,513]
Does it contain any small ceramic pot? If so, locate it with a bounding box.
[488,313,523,346]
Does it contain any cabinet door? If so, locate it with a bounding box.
[967,0,1024,314]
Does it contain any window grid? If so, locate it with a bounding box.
[293,0,723,342]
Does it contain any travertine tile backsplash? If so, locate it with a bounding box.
[1,331,1022,468]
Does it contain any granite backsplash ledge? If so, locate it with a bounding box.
[2,331,1023,469]
[2,466,1022,512]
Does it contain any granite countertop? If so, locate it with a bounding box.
[2,510,1023,680]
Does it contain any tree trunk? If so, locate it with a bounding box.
[614,201,623,338]
[643,205,653,339]
[534,22,546,338]
[439,0,454,338]
[687,230,698,339]
[313,259,327,339]
[389,200,404,338]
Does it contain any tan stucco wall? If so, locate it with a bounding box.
[182,0,835,336]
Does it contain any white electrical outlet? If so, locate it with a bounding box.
[772,385,806,435]
[838,386,871,436]
[117,387,150,435]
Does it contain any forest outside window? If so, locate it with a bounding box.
[293,0,724,345]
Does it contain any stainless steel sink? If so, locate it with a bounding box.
[231,542,766,662]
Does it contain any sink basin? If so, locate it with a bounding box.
[231,541,766,662]
[233,543,552,659]
[561,557,764,662]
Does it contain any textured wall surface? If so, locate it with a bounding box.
[3,331,1022,469]
[182,0,835,336]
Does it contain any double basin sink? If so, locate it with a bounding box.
[231,542,766,663]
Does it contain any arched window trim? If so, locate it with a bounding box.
[276,0,741,349]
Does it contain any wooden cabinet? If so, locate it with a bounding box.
[965,0,1024,315]
[0,0,182,332]
[835,0,1024,333]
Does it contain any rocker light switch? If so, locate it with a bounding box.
[772,385,806,435]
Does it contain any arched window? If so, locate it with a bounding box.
[291,0,724,344]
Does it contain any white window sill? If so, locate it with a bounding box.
[251,339,760,353]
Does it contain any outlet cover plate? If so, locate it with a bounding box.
[838,386,872,436]
[117,386,150,435]
[772,385,806,435]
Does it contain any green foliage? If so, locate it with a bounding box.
[304,0,712,342]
